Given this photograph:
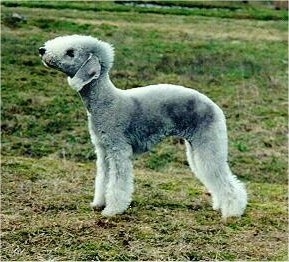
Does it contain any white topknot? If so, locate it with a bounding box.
[44,34,115,70]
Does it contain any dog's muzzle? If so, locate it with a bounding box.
[39,47,46,56]
[39,47,49,67]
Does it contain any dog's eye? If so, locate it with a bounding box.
[66,49,75,57]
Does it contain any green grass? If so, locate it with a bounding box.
[1,1,288,261]
[2,0,288,20]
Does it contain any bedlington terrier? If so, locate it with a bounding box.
[39,35,247,218]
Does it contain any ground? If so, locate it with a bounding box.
[1,1,288,261]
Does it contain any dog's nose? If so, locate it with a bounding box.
[39,47,46,56]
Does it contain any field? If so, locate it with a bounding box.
[1,1,288,261]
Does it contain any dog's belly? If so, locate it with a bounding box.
[123,89,216,153]
[124,115,169,154]
[124,109,215,155]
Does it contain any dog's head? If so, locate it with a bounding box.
[39,35,114,91]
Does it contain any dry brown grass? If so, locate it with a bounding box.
[2,155,288,261]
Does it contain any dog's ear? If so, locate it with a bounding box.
[68,54,101,91]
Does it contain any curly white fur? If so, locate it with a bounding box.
[39,35,247,218]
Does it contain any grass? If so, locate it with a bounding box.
[2,156,288,261]
[1,1,288,261]
[2,0,288,20]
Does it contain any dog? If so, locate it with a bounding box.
[39,35,247,218]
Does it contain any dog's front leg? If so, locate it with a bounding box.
[101,145,134,216]
[87,113,109,210]
[90,144,108,209]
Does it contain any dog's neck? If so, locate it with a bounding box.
[78,74,119,113]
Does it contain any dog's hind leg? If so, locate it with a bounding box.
[101,144,134,216]
[186,139,221,210]
[187,122,247,219]
[185,140,197,175]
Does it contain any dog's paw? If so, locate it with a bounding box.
[101,207,125,217]
[90,201,105,211]
[220,198,247,219]
[212,196,221,211]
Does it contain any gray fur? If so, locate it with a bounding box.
[39,35,247,218]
